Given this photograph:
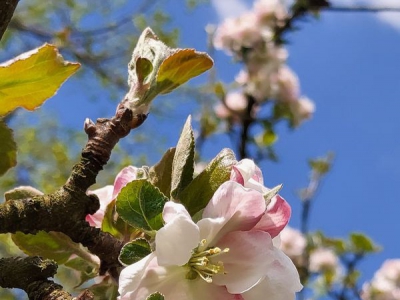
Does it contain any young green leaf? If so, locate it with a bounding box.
[119,238,152,266]
[101,199,140,240]
[12,231,98,273]
[122,28,213,115]
[85,276,119,300]
[179,148,236,216]
[349,233,380,253]
[0,44,80,116]
[156,48,214,94]
[170,116,195,200]
[4,185,43,201]
[116,180,168,232]
[64,256,99,287]
[148,147,176,197]
[0,121,17,176]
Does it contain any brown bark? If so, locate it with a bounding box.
[0,0,19,41]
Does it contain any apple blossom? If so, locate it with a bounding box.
[214,92,249,121]
[211,0,315,128]
[289,97,315,127]
[362,259,400,300]
[230,159,291,238]
[213,12,264,55]
[309,248,339,274]
[253,0,288,27]
[119,162,302,299]
[274,66,300,103]
[86,166,141,227]
[279,226,306,265]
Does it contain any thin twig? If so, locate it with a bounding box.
[326,6,400,13]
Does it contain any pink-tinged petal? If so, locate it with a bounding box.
[86,185,113,227]
[119,253,156,298]
[252,195,291,238]
[156,205,199,266]
[213,230,275,294]
[242,248,302,300]
[231,159,268,194]
[113,166,139,198]
[162,201,191,224]
[230,166,244,185]
[231,159,257,183]
[202,182,266,242]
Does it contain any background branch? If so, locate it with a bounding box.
[0,0,18,40]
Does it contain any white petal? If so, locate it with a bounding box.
[197,217,226,249]
[267,247,303,292]
[124,264,240,300]
[119,253,156,297]
[156,215,199,266]
[272,235,281,248]
[162,201,192,224]
[241,277,294,300]
[242,248,302,300]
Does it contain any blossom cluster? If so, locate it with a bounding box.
[362,259,400,300]
[280,226,341,276]
[88,160,303,299]
[212,0,314,126]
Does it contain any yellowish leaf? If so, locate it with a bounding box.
[156,49,213,94]
[0,43,80,116]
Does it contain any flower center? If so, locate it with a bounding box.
[186,239,229,283]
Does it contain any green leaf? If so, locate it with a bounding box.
[4,185,43,201]
[309,152,334,175]
[214,82,226,99]
[170,116,195,200]
[148,147,176,197]
[119,238,152,266]
[146,292,165,300]
[0,121,17,176]
[116,180,168,232]
[124,28,213,114]
[349,233,379,253]
[0,44,80,116]
[12,231,96,266]
[322,238,346,254]
[180,148,236,216]
[64,256,99,287]
[101,199,140,240]
[136,57,153,84]
[256,129,278,147]
[84,276,118,300]
[156,48,213,94]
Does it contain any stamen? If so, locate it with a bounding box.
[186,239,230,283]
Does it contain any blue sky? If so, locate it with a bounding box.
[4,0,400,287]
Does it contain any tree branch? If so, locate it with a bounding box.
[0,256,94,300]
[0,0,19,41]
[0,105,147,279]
